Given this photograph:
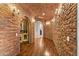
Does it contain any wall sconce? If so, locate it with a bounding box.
[55,9,58,14]
[55,4,63,15]
[12,9,20,16]
[8,4,20,16]
[58,4,63,15]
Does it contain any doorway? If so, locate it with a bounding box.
[34,21,43,38]
[20,17,29,43]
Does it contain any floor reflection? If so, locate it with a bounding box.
[34,37,44,48]
[44,49,50,56]
[18,37,58,56]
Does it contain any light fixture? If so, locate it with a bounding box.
[58,4,63,14]
[8,4,20,16]
[31,17,35,23]
[42,12,45,16]
[55,4,63,15]
[55,9,58,14]
[8,4,16,11]
[46,21,50,25]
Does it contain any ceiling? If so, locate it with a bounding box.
[16,3,59,21]
[0,3,59,21]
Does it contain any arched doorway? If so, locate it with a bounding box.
[34,21,43,38]
[20,16,30,43]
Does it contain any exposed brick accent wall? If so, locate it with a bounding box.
[0,5,20,55]
[0,16,20,56]
[44,3,77,56]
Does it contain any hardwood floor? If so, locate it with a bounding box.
[18,38,58,56]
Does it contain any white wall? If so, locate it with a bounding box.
[34,21,43,38]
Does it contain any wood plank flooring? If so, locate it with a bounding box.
[18,38,58,56]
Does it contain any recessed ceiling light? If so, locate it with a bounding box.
[31,17,35,23]
[42,12,45,16]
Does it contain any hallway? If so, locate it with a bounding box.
[18,38,58,56]
[0,3,77,56]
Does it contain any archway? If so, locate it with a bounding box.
[34,21,43,38]
[20,16,30,43]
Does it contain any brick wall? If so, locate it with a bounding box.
[0,5,20,56]
[44,3,77,56]
[0,16,20,56]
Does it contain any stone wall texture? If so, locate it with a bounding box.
[44,3,77,56]
[0,4,20,56]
